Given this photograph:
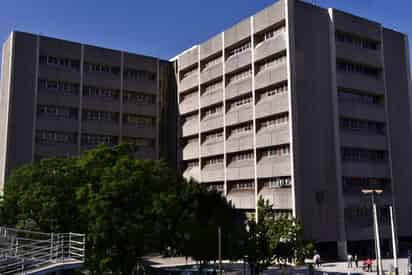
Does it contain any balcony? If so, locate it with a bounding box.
[340,132,387,151]
[226,160,255,181]
[225,50,252,74]
[225,105,253,127]
[254,64,287,91]
[122,102,156,117]
[201,140,224,157]
[254,33,287,62]
[257,155,291,178]
[258,187,293,209]
[36,118,78,133]
[182,120,199,137]
[225,78,252,100]
[227,190,256,209]
[179,73,198,93]
[37,90,79,108]
[35,143,78,157]
[183,142,199,160]
[255,93,289,119]
[201,115,223,133]
[200,89,223,108]
[200,64,223,84]
[256,125,290,148]
[179,95,199,115]
[339,102,385,122]
[336,72,384,93]
[122,124,156,138]
[226,134,254,153]
[202,166,224,182]
[336,42,382,68]
[341,161,390,178]
[183,166,201,182]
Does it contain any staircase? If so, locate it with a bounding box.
[0,226,85,275]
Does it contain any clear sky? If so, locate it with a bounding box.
[0,0,411,62]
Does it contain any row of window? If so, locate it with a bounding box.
[36,130,154,147]
[260,145,290,158]
[203,131,224,144]
[338,89,383,106]
[258,83,288,100]
[335,31,379,51]
[342,177,388,193]
[256,53,287,73]
[262,176,291,188]
[227,41,251,59]
[228,94,252,109]
[337,60,381,79]
[229,151,254,162]
[340,118,386,135]
[40,55,156,81]
[255,25,286,46]
[341,147,387,162]
[202,105,223,119]
[232,181,255,190]
[37,105,155,126]
[180,66,198,80]
[229,123,253,137]
[202,55,222,71]
[227,68,252,84]
[39,79,156,105]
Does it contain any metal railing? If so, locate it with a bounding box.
[0,226,85,274]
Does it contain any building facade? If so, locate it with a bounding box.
[1,0,411,258]
[174,0,412,257]
[0,31,178,193]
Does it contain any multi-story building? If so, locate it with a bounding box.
[174,0,412,257]
[1,0,411,258]
[0,31,178,193]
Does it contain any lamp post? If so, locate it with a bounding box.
[389,205,399,275]
[361,189,383,275]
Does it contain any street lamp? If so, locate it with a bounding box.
[361,188,383,275]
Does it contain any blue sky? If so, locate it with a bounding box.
[0,0,411,62]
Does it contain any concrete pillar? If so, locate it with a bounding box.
[338,240,348,260]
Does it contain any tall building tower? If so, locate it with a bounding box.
[0,31,178,193]
[174,0,412,257]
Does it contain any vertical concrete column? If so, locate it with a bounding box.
[250,16,259,222]
[222,32,228,196]
[31,35,40,162]
[155,59,161,159]
[175,62,182,173]
[380,26,397,237]
[328,8,347,260]
[77,45,85,154]
[285,0,297,218]
[405,36,412,129]
[119,52,124,143]
[197,47,202,182]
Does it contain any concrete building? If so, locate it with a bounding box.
[1,0,411,258]
[174,0,412,257]
[0,31,178,193]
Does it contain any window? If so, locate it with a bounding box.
[202,105,222,119]
[123,137,154,148]
[229,123,253,137]
[38,79,79,95]
[227,41,251,59]
[208,183,224,192]
[337,60,380,78]
[37,105,78,119]
[258,83,287,100]
[123,91,156,105]
[255,25,286,46]
[342,147,387,162]
[230,151,254,162]
[185,160,199,169]
[260,145,290,159]
[203,157,224,167]
[203,131,223,144]
[85,62,120,76]
[203,81,222,95]
[83,110,118,122]
[340,118,386,135]
[81,134,118,146]
[228,95,252,110]
[232,181,255,190]
[227,68,252,84]
[335,31,379,51]
[258,113,289,130]
[256,53,287,73]
[39,55,80,71]
[338,89,383,106]
[202,55,222,70]
[83,86,119,100]
[123,114,154,127]
[35,130,77,145]
[262,177,291,188]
